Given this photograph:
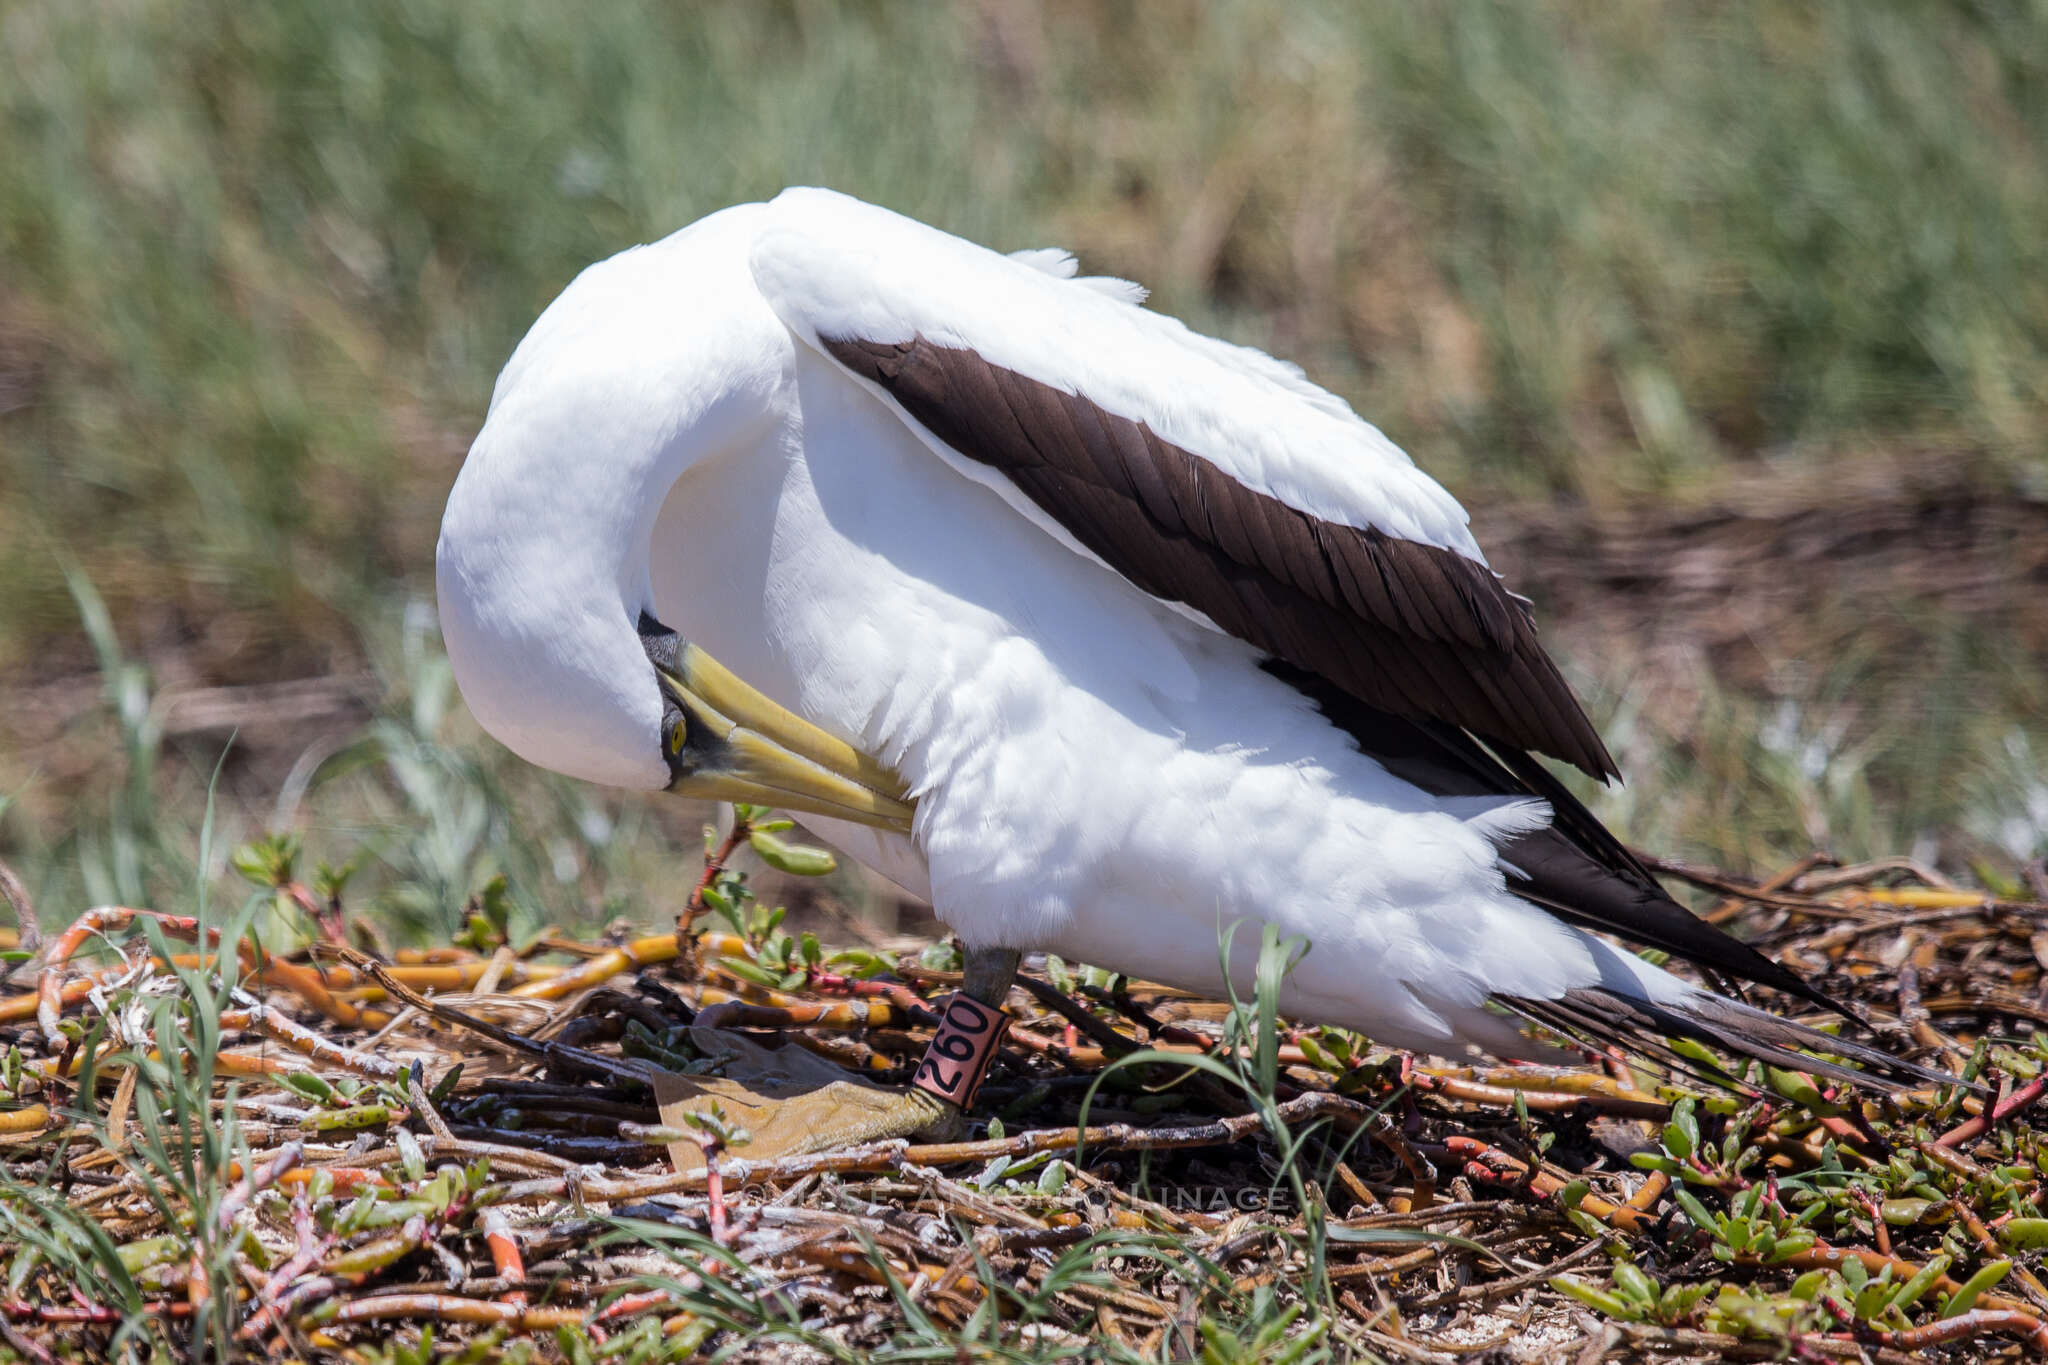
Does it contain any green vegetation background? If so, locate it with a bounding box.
[2,2,2044,940]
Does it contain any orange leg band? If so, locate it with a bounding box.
[911,992,1008,1110]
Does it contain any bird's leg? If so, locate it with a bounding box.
[889,945,1021,1143]
[963,945,1022,1010]
[663,945,1021,1160]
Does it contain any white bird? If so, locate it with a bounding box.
[438,187,1932,1144]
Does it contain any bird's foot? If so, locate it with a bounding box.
[652,1025,968,1170]
[655,950,1018,1171]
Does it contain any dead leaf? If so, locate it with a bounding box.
[105,1066,137,1155]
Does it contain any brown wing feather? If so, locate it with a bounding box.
[825,335,1618,780]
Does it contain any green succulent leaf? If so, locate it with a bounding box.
[717,955,784,990]
[748,830,837,876]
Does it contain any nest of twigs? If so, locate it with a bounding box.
[4,829,2048,1364]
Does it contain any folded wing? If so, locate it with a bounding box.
[749,187,1883,1048]
[753,187,1615,780]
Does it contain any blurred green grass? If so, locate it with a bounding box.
[2,2,2045,927]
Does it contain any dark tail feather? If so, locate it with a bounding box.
[1499,987,1958,1093]
[1485,744,1858,1023]
[1259,659,1949,1089]
[1502,994,1746,1092]
[1258,661,1858,1022]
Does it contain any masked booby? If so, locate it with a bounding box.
[436,187,1936,1143]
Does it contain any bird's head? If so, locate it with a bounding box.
[436,438,913,828]
[437,487,913,830]
[433,224,913,831]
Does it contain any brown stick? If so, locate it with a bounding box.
[329,945,658,1089]
[313,1294,589,1329]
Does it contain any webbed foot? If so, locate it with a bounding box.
[653,1025,961,1170]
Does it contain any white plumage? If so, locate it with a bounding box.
[438,188,1913,1083]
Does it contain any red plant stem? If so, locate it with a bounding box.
[279,880,349,947]
[256,1276,343,1332]
[683,819,751,929]
[704,1148,729,1244]
[1848,1308,2048,1353]
[1,1298,199,1323]
[2,1302,121,1322]
[803,970,928,1014]
[1936,1074,2047,1148]
[275,1166,392,1194]
[1854,1189,1891,1257]
[1814,1112,1874,1148]
[0,1318,53,1365]
[482,1208,526,1307]
[189,1139,302,1312]
[239,1198,334,1341]
[217,1140,302,1233]
[592,1290,676,1324]
[38,908,203,1044]
[1822,1089,1889,1152]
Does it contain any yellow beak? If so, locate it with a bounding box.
[656,643,915,833]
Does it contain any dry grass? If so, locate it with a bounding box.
[6,819,2048,1362]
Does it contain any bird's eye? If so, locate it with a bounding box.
[665,717,688,757]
